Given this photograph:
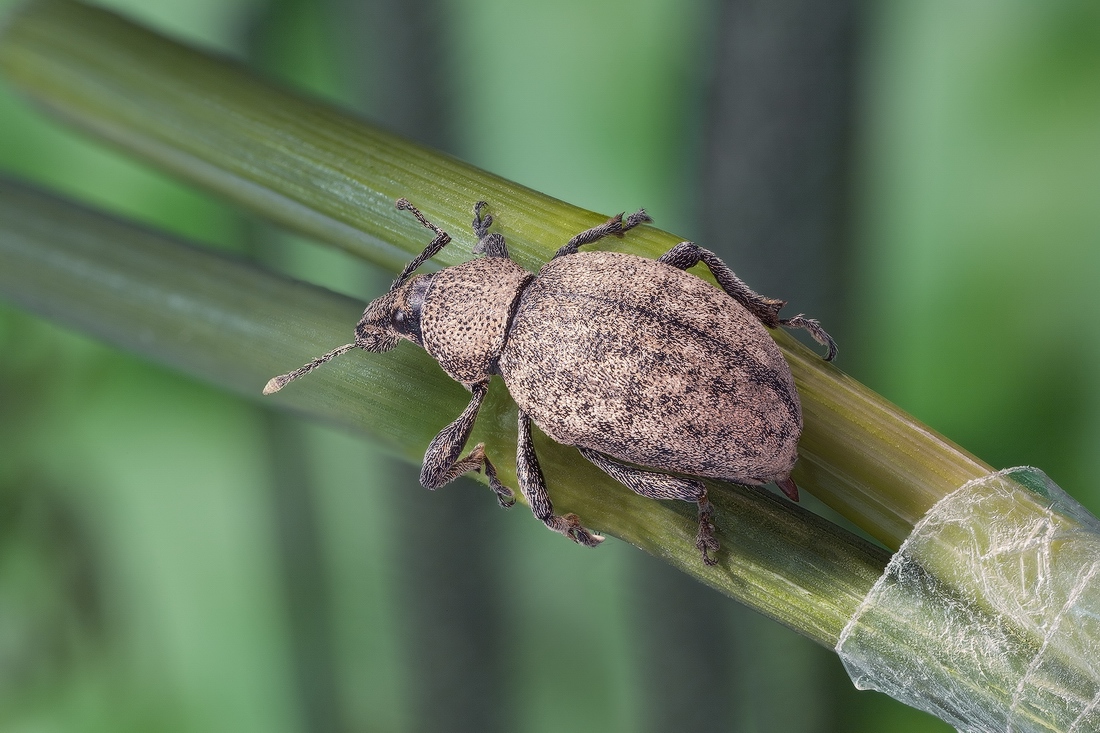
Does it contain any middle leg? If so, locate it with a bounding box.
[552,209,652,259]
[516,411,603,547]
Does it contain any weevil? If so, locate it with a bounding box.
[264,199,836,565]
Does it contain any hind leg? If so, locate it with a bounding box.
[658,241,837,361]
[578,447,719,566]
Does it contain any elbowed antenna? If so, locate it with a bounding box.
[264,198,445,398]
[263,342,358,395]
[390,198,452,289]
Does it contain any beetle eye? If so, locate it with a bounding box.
[388,275,428,345]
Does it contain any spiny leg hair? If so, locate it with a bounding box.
[578,447,719,566]
[419,381,515,508]
[516,411,603,546]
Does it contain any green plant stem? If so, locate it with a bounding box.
[0,176,890,648]
[0,0,994,551]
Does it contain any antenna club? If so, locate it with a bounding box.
[263,377,285,395]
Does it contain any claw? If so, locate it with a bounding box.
[493,485,517,509]
[697,537,720,566]
[479,452,515,508]
[779,314,838,361]
[695,498,720,565]
[559,513,604,547]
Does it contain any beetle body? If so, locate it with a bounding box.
[499,252,800,486]
[266,199,836,565]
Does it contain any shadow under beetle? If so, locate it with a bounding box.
[265,199,836,565]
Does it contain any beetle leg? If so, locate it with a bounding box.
[658,241,838,361]
[552,209,652,259]
[472,200,493,239]
[776,314,838,362]
[516,411,604,547]
[471,201,510,259]
[420,382,516,508]
[578,448,720,566]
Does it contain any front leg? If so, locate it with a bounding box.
[516,410,603,547]
[420,382,515,508]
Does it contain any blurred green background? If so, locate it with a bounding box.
[1,0,1098,731]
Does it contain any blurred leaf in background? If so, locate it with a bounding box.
[0,0,303,731]
[1,0,1098,732]
[856,1,1100,509]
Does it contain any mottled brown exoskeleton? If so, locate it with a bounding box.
[265,199,836,565]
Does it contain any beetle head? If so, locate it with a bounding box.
[352,291,401,353]
[264,197,448,396]
[263,270,435,395]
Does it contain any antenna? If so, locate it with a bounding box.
[263,342,358,395]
